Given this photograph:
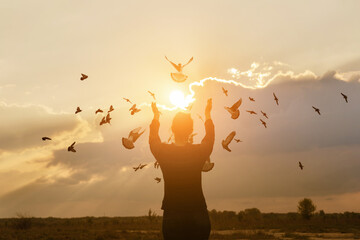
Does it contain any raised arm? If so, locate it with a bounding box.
[201,98,215,155]
[149,102,162,158]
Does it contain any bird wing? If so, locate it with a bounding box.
[183,57,193,68]
[230,98,242,111]
[70,142,76,147]
[165,56,181,72]
[224,131,236,145]
[129,104,136,111]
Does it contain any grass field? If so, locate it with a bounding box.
[1,210,359,240]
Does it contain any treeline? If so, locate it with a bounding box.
[209,208,360,232]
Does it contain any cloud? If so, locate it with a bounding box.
[1,68,360,217]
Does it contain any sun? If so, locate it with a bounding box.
[169,90,187,109]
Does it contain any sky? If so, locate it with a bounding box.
[1,0,360,217]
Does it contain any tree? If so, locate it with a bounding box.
[298,198,316,220]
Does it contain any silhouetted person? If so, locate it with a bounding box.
[149,99,214,240]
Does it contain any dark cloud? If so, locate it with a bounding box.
[1,71,360,216]
[0,102,84,152]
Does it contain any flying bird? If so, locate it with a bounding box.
[154,161,160,169]
[249,97,255,102]
[105,113,112,124]
[186,103,193,111]
[222,87,228,96]
[165,56,193,73]
[108,105,114,113]
[129,104,141,115]
[224,98,242,119]
[202,158,214,172]
[42,137,51,141]
[154,177,161,183]
[234,139,242,143]
[299,161,304,170]
[261,110,268,119]
[95,109,103,114]
[99,117,106,126]
[273,92,279,105]
[122,127,145,149]
[123,98,132,104]
[341,93,348,103]
[148,91,156,100]
[165,56,193,83]
[67,142,76,152]
[312,106,321,115]
[260,119,267,128]
[80,73,88,81]
[246,110,257,115]
[222,131,236,152]
[139,164,147,169]
[133,164,141,171]
[75,107,82,114]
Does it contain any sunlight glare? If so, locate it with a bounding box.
[169,90,187,109]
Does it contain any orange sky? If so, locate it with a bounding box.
[1,0,360,217]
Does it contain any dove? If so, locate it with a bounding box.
[246,110,257,115]
[148,91,156,100]
[154,177,161,183]
[122,127,145,149]
[273,93,279,105]
[165,56,193,73]
[154,161,160,169]
[123,98,132,104]
[129,104,141,115]
[222,87,228,96]
[108,105,114,113]
[261,111,268,119]
[67,142,76,152]
[139,164,147,169]
[100,117,106,126]
[341,93,348,103]
[75,107,82,114]
[105,113,112,124]
[234,139,242,143]
[260,119,267,128]
[42,137,52,141]
[249,97,255,102]
[133,164,141,171]
[80,73,88,81]
[299,161,304,170]
[165,56,193,83]
[312,106,321,115]
[202,158,214,172]
[224,98,242,119]
[222,131,236,152]
[186,103,193,111]
[95,109,103,114]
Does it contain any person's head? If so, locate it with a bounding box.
[171,112,193,142]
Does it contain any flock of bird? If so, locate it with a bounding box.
[41,58,351,181]
[219,86,350,171]
[41,73,163,183]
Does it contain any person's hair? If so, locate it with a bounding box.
[171,112,193,141]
